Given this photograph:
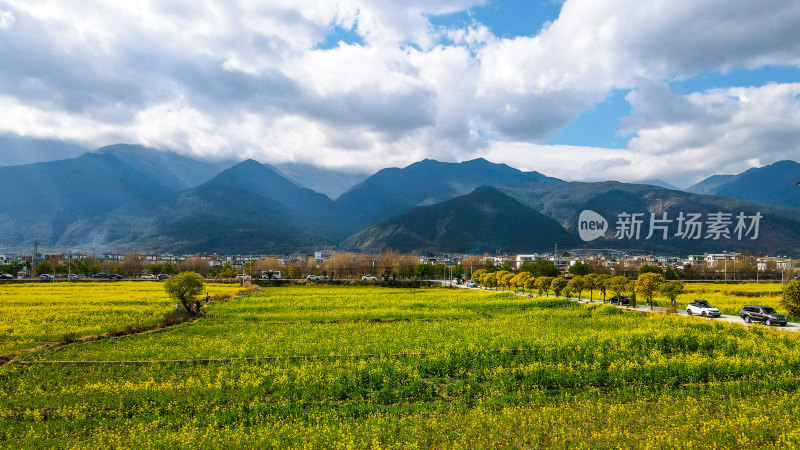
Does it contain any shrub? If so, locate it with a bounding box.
[780,281,800,318]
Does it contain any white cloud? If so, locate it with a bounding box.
[0,0,799,182]
[0,10,13,28]
[483,82,800,188]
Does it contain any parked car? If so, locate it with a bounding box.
[109,273,123,280]
[235,274,251,280]
[306,275,318,281]
[92,273,110,279]
[740,305,788,326]
[68,274,79,280]
[141,274,157,280]
[609,295,630,306]
[361,275,377,281]
[261,270,282,280]
[40,273,54,280]
[157,274,171,281]
[466,281,477,288]
[686,299,721,318]
[0,273,14,280]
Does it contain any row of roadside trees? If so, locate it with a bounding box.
[471,269,687,310]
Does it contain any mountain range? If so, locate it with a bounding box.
[687,160,800,208]
[2,144,800,255]
[342,186,579,253]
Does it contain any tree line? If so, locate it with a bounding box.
[471,268,687,310]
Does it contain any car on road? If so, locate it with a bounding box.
[68,274,80,280]
[361,275,377,281]
[1,273,14,280]
[466,281,477,288]
[92,273,110,279]
[740,305,788,326]
[157,274,171,281]
[140,274,157,280]
[686,299,721,318]
[109,273,123,280]
[235,274,251,281]
[40,274,54,280]
[609,295,630,306]
[306,275,318,281]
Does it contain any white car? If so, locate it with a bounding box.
[361,275,377,281]
[140,274,157,280]
[465,281,477,288]
[235,274,251,280]
[306,275,318,280]
[686,299,721,318]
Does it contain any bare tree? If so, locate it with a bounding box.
[120,252,147,278]
[179,256,212,277]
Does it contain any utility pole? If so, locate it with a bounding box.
[554,243,558,273]
[724,256,727,284]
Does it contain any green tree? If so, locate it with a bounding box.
[147,263,163,275]
[664,266,680,280]
[511,271,532,292]
[635,273,665,310]
[87,261,101,275]
[607,276,630,304]
[638,265,664,276]
[35,259,53,276]
[488,270,504,289]
[597,274,611,303]
[417,264,432,280]
[520,260,558,278]
[498,271,514,291]
[162,262,179,275]
[780,281,800,318]
[70,259,88,276]
[164,272,205,314]
[217,262,235,278]
[569,262,591,276]
[551,278,568,297]
[536,277,554,297]
[660,280,686,308]
[584,274,599,302]
[524,275,538,293]
[566,276,585,300]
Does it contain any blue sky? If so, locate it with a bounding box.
[0,0,799,187]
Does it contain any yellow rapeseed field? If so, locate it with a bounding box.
[2,285,800,448]
[0,281,242,354]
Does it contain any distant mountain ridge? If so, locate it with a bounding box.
[273,162,371,199]
[1,144,800,255]
[335,157,558,230]
[687,161,800,208]
[0,144,224,248]
[342,186,578,253]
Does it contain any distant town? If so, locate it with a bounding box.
[2,247,796,282]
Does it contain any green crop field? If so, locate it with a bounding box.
[2,285,800,448]
[0,282,246,354]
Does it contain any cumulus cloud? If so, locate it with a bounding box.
[626,82,800,181]
[0,10,13,28]
[0,0,799,180]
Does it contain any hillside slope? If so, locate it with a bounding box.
[342,186,578,253]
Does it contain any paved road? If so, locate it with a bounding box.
[442,281,800,332]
